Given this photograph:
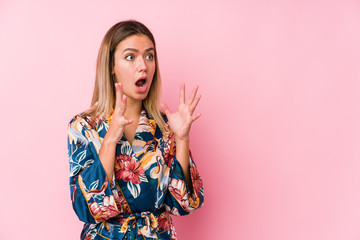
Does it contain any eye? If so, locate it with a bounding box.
[145,54,154,60]
[125,54,134,61]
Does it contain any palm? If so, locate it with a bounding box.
[161,84,201,140]
[107,83,133,143]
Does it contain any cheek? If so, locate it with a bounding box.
[114,65,132,83]
[149,63,156,76]
[148,65,156,84]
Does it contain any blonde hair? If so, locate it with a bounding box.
[83,20,167,134]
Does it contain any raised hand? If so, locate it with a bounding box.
[160,83,201,141]
[99,83,133,184]
[106,83,133,144]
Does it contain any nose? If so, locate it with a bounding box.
[137,57,147,72]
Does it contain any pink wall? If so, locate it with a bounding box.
[1,0,360,239]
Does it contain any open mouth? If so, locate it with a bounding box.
[136,78,146,88]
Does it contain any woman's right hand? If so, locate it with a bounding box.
[99,83,132,183]
[104,83,133,144]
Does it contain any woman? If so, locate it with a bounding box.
[67,20,204,239]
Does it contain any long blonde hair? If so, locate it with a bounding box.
[83,20,167,134]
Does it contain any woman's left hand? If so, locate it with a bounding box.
[161,83,201,141]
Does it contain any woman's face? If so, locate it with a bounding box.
[112,34,156,103]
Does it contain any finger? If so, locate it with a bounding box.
[179,82,185,104]
[124,119,133,125]
[160,102,172,117]
[187,85,199,105]
[189,94,201,115]
[191,113,201,122]
[114,83,123,112]
[118,95,127,116]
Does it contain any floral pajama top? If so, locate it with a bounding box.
[67,109,204,239]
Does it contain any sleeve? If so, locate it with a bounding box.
[164,135,204,216]
[67,116,122,223]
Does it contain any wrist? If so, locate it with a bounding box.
[103,129,120,145]
[175,135,189,144]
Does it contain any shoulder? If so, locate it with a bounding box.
[68,112,94,133]
[67,114,91,147]
[68,112,85,125]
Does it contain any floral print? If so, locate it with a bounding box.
[67,109,204,239]
[89,196,119,222]
[115,154,145,184]
[190,166,203,194]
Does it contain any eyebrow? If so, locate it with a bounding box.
[122,47,154,53]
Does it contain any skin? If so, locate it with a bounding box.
[98,34,201,192]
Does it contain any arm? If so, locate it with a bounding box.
[99,82,133,184]
[174,136,192,193]
[161,83,204,215]
[68,83,132,222]
[68,117,121,223]
[163,136,204,216]
[161,83,201,192]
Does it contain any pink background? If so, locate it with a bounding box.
[1,0,360,239]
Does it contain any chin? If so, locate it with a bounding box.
[131,93,149,102]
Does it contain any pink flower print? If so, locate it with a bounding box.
[89,195,119,221]
[168,179,184,200]
[190,166,203,194]
[115,154,145,184]
[157,212,170,230]
[90,201,101,216]
[163,132,175,167]
[168,179,190,210]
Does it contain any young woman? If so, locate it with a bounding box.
[67,20,204,239]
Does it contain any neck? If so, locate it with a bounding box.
[124,98,142,119]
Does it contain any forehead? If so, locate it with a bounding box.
[116,34,154,51]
